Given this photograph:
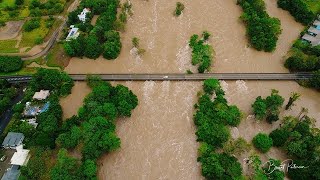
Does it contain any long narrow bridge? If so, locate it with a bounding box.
[0,73,312,83]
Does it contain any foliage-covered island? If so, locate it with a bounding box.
[189,31,214,73]
[237,0,282,52]
[194,78,243,179]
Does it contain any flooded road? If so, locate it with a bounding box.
[60,0,319,179]
[65,0,303,74]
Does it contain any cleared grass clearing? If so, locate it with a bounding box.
[305,0,320,13]
[19,18,49,48]
[0,0,15,7]
[0,40,19,53]
[46,43,70,69]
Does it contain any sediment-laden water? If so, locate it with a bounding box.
[60,0,319,179]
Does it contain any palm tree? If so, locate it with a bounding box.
[285,92,301,110]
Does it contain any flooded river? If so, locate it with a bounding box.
[60,80,320,180]
[60,0,320,179]
[64,0,303,74]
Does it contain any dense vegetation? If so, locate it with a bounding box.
[252,89,284,123]
[247,155,285,179]
[269,116,320,180]
[64,0,130,60]
[13,71,138,179]
[29,68,74,96]
[189,32,214,73]
[23,18,40,32]
[194,78,243,179]
[252,133,273,153]
[54,75,138,178]
[277,0,318,25]
[0,0,68,24]
[284,40,320,90]
[0,79,18,115]
[28,0,67,17]
[237,0,282,52]
[0,56,23,73]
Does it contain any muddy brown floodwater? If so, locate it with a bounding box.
[60,0,320,179]
[61,80,320,179]
[65,0,303,74]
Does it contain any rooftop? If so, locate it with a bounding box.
[2,133,24,149]
[10,146,30,166]
[32,90,50,100]
[1,166,20,180]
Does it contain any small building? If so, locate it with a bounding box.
[21,118,38,128]
[1,165,20,180]
[66,27,79,41]
[78,8,90,22]
[32,90,50,100]
[301,16,320,46]
[10,145,30,166]
[2,133,24,150]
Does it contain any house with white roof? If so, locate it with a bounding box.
[32,90,50,100]
[78,8,90,22]
[66,26,80,41]
[10,145,30,166]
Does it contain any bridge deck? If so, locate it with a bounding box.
[0,73,312,82]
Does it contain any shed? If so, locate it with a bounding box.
[2,133,24,149]
[10,145,30,166]
[1,165,20,180]
[32,90,50,100]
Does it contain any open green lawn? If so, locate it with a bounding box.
[46,43,70,69]
[305,0,320,13]
[0,40,19,53]
[0,0,15,8]
[19,18,50,48]
[20,18,62,48]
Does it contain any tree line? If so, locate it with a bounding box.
[194,78,244,179]
[64,0,126,60]
[284,40,320,90]
[0,56,23,73]
[0,80,18,116]
[277,0,316,25]
[237,0,282,52]
[269,115,320,179]
[28,0,68,17]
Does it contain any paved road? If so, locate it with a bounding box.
[0,73,313,82]
[0,85,25,134]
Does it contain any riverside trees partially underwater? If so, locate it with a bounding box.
[237,0,282,52]
[64,0,132,60]
[9,69,138,179]
[194,78,243,179]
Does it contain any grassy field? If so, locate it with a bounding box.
[19,18,50,48]
[0,40,19,53]
[305,0,320,13]
[0,0,15,7]
[45,43,70,69]
[20,17,62,48]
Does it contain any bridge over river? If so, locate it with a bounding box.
[0,73,313,83]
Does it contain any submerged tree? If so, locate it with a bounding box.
[285,92,301,110]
